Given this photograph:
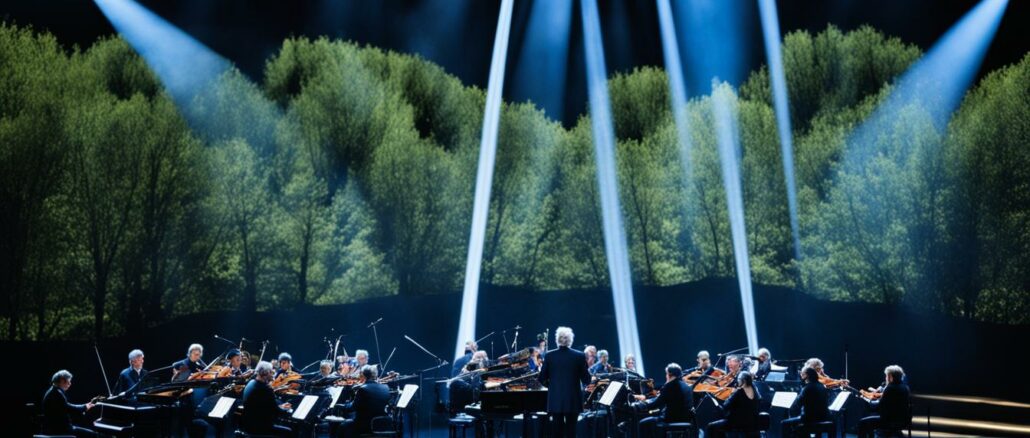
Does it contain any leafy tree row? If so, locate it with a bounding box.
[1,23,1026,340]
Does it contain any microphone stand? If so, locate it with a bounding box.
[404,335,448,438]
[369,318,384,374]
[715,346,749,370]
[510,325,521,352]
[94,345,113,398]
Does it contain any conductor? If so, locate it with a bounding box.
[538,326,591,438]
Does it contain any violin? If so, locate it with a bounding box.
[817,371,849,389]
[270,370,303,395]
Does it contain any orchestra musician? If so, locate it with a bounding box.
[858,365,912,438]
[42,370,97,437]
[632,363,693,437]
[589,349,612,375]
[528,347,542,372]
[722,355,743,387]
[276,352,295,377]
[749,348,772,381]
[624,354,637,373]
[224,349,248,377]
[706,371,762,438]
[115,349,147,395]
[685,350,714,376]
[351,350,370,375]
[584,345,598,369]
[452,340,477,377]
[240,361,293,438]
[780,366,830,437]
[539,326,592,438]
[805,357,849,388]
[319,360,337,378]
[171,343,205,382]
[336,365,392,438]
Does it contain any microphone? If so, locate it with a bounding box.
[368,317,383,328]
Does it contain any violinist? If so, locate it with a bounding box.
[624,354,637,373]
[222,349,248,377]
[319,360,338,378]
[240,361,293,438]
[276,352,295,378]
[584,345,598,369]
[171,343,205,382]
[684,350,714,376]
[42,370,97,437]
[781,366,829,437]
[806,357,849,389]
[722,355,743,387]
[115,349,147,395]
[528,347,542,372]
[336,365,391,438]
[589,349,612,375]
[749,348,772,381]
[858,365,912,438]
[349,350,370,377]
[632,363,693,437]
[706,371,762,438]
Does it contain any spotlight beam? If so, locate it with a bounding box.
[712,84,760,355]
[756,0,802,263]
[455,0,515,359]
[656,0,695,181]
[580,0,645,375]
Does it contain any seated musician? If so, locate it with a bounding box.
[470,350,489,369]
[226,349,247,376]
[42,370,97,437]
[319,360,338,379]
[749,348,772,381]
[584,345,598,369]
[624,354,637,373]
[723,355,743,387]
[589,349,612,375]
[240,352,252,373]
[685,350,714,377]
[452,340,477,377]
[276,352,295,378]
[528,347,541,372]
[171,343,205,382]
[115,349,147,395]
[706,372,762,438]
[780,366,830,437]
[858,365,911,438]
[240,361,293,438]
[631,363,693,437]
[347,349,370,378]
[805,357,848,388]
[336,365,392,438]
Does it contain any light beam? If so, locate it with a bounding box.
[455,0,515,359]
[580,0,645,375]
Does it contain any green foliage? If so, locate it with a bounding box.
[1,22,1027,341]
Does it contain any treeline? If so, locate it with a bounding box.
[1,23,1027,340]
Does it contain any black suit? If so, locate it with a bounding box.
[538,346,591,437]
[781,380,830,436]
[171,358,204,382]
[452,352,473,377]
[637,379,694,436]
[41,386,95,437]
[752,360,772,381]
[338,382,391,437]
[116,367,147,394]
[858,383,912,438]
[240,379,291,437]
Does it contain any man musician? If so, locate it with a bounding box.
[589,349,613,375]
[171,343,205,382]
[336,365,391,437]
[42,369,97,437]
[749,348,772,381]
[240,361,293,438]
[858,365,912,438]
[538,326,592,438]
[632,363,694,436]
[116,349,147,395]
[452,340,477,377]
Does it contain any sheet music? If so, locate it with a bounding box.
[771,391,798,409]
[208,397,236,418]
[327,386,344,408]
[292,395,319,420]
[599,381,623,406]
[829,391,850,412]
[397,384,419,409]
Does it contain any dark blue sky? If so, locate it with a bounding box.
[2,0,1025,125]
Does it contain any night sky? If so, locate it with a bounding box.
[2,0,1026,125]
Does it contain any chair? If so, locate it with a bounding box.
[371,415,400,437]
[663,421,695,438]
[791,420,835,438]
[448,415,476,438]
[233,431,279,438]
[725,412,772,438]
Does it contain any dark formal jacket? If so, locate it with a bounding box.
[538,346,592,414]
[452,352,473,377]
[116,367,147,394]
[588,361,612,375]
[241,379,286,433]
[871,382,911,427]
[343,382,391,433]
[171,358,204,382]
[796,380,829,422]
[642,379,694,422]
[752,360,772,381]
[41,386,86,434]
[720,387,761,431]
